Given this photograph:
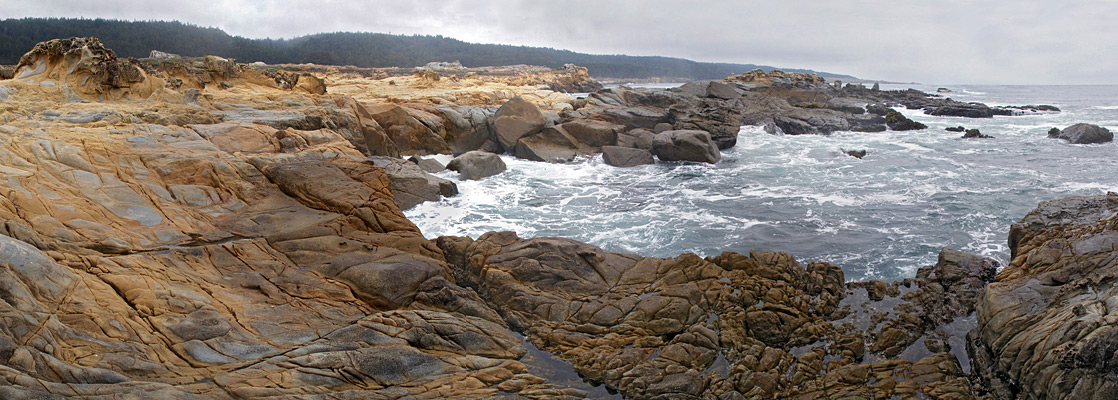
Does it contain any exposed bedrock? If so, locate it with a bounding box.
[437,231,1002,399]
[0,37,1107,400]
[970,193,1118,400]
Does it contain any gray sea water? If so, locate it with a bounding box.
[407,84,1118,282]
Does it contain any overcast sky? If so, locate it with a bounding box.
[7,0,1118,84]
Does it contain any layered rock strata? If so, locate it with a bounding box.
[0,38,1108,400]
[970,193,1118,400]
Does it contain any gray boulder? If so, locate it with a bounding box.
[601,146,654,167]
[651,130,721,164]
[1049,123,1113,144]
[493,96,546,150]
[706,81,740,100]
[560,119,621,148]
[370,157,457,210]
[618,128,654,150]
[446,150,507,180]
[439,105,496,154]
[515,126,581,163]
[407,156,445,173]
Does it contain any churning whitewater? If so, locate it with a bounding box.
[407,84,1118,282]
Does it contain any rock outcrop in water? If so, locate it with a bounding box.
[1048,123,1113,144]
[0,38,1110,399]
[970,193,1118,399]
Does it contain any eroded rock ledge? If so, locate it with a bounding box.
[0,37,1108,399]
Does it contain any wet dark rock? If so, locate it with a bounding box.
[926,105,995,118]
[850,124,887,133]
[844,149,867,159]
[946,126,966,132]
[1003,104,1061,114]
[568,86,741,149]
[884,111,927,131]
[865,103,892,116]
[1049,123,1112,144]
[962,129,993,139]
[771,115,817,135]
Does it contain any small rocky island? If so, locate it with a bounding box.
[0,38,1112,399]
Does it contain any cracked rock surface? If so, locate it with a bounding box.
[0,38,1107,399]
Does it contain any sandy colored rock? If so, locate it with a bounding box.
[0,37,1087,400]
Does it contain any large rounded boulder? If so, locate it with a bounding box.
[1049,123,1113,144]
[446,150,507,180]
[493,96,546,150]
[560,119,622,149]
[651,130,721,164]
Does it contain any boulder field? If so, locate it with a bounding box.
[0,37,1113,399]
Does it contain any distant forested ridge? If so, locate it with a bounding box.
[0,18,856,80]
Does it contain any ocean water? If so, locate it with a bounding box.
[407,85,1118,282]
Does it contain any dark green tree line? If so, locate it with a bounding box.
[0,18,854,80]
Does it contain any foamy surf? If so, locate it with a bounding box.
[406,85,1118,282]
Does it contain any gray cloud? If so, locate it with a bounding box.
[6,0,1117,84]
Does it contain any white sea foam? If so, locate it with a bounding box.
[1054,182,1116,193]
[403,85,1118,282]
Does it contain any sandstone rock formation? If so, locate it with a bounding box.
[0,37,1108,400]
[0,38,588,399]
[369,156,458,210]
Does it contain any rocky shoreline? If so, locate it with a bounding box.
[1,38,1114,399]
